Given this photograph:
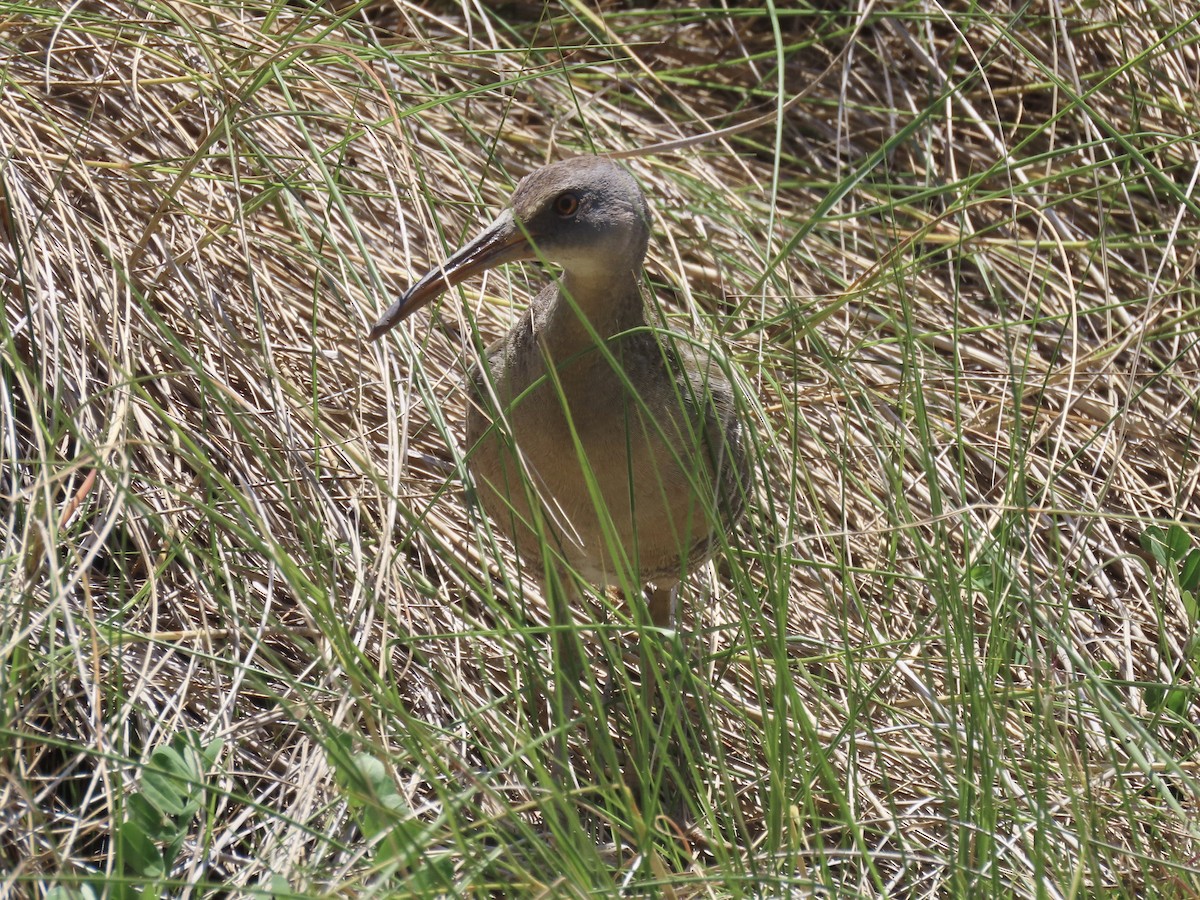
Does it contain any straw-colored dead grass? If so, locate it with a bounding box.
[2,0,1199,895]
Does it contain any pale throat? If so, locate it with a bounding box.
[533,264,646,356]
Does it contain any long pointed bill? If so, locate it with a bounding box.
[368,208,533,341]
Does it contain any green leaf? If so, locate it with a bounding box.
[118,818,165,879]
[352,751,386,787]
[1145,681,1194,717]
[968,563,993,591]
[1183,590,1198,625]
[199,738,224,769]
[265,874,300,899]
[1140,526,1169,567]
[405,854,456,893]
[126,792,172,842]
[352,753,407,811]
[46,889,101,900]
[1165,686,1192,717]
[341,751,429,868]
[141,748,194,818]
[1144,683,1165,711]
[352,752,408,830]
[1166,524,1192,562]
[1181,549,1200,594]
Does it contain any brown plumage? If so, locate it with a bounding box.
[370,156,746,626]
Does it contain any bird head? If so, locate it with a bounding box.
[369,156,650,340]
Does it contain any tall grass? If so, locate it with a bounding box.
[2,1,1199,896]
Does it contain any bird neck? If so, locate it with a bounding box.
[537,267,647,355]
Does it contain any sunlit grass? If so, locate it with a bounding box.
[2,1,1199,897]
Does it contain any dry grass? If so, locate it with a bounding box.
[2,1,1200,896]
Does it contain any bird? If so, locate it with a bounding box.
[369,156,747,632]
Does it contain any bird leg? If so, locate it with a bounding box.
[645,581,678,631]
[640,580,679,713]
[545,572,589,704]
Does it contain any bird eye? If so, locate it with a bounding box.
[553,192,580,217]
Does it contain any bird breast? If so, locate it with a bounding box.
[464,311,743,586]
